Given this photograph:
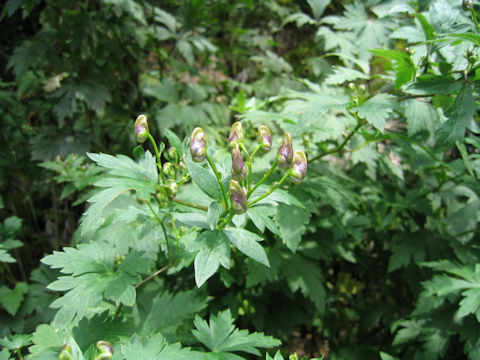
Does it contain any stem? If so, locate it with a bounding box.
[146,200,171,262]
[309,120,366,163]
[246,145,262,193]
[16,349,24,360]
[248,159,278,198]
[134,265,169,289]
[170,196,208,211]
[147,133,166,183]
[248,171,291,207]
[205,153,229,206]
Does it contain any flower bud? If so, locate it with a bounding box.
[95,341,113,360]
[229,180,247,214]
[163,162,174,177]
[167,147,178,161]
[231,143,247,181]
[190,127,207,162]
[228,122,244,149]
[257,125,272,151]
[134,114,149,143]
[277,132,293,169]
[59,343,73,360]
[290,150,307,184]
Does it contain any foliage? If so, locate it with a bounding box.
[0,0,480,359]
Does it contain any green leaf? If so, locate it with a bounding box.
[356,94,396,131]
[192,310,281,355]
[388,232,426,272]
[402,99,438,135]
[415,13,434,40]
[208,201,224,230]
[447,33,480,47]
[307,0,330,19]
[0,334,32,350]
[163,128,185,158]
[137,290,209,337]
[224,228,269,267]
[436,84,475,150]
[405,76,462,95]
[275,204,310,252]
[0,249,16,263]
[458,288,480,320]
[72,311,131,352]
[370,49,415,88]
[456,141,475,179]
[194,230,231,287]
[247,207,279,235]
[282,253,326,313]
[81,152,158,234]
[173,212,210,230]
[0,349,11,360]
[324,66,369,85]
[186,158,224,202]
[42,243,152,327]
[120,333,204,360]
[0,282,28,316]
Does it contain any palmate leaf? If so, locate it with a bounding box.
[370,49,415,88]
[194,230,231,287]
[136,290,209,338]
[324,66,369,85]
[192,310,280,356]
[355,93,396,131]
[42,242,153,327]
[275,203,310,252]
[119,333,205,360]
[80,151,158,234]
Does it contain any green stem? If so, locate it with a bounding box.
[246,145,262,193]
[205,153,229,207]
[134,264,169,289]
[170,196,208,211]
[248,171,291,207]
[309,120,366,163]
[147,133,166,183]
[16,349,24,360]
[146,200,171,263]
[248,159,278,198]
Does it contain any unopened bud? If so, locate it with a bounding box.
[231,143,247,181]
[163,162,174,177]
[290,150,307,184]
[95,341,113,360]
[277,132,293,169]
[169,182,178,194]
[257,125,272,151]
[228,122,244,149]
[167,147,178,161]
[190,127,207,162]
[229,180,247,214]
[134,114,149,143]
[59,343,73,360]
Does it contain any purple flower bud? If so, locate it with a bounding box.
[257,125,272,151]
[96,341,113,360]
[229,180,247,214]
[277,132,293,169]
[228,122,244,149]
[290,150,307,184]
[59,344,73,360]
[134,114,149,143]
[231,143,247,181]
[167,147,178,161]
[190,127,207,162]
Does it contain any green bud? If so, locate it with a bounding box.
[134,114,149,143]
[229,180,247,214]
[289,353,299,360]
[231,143,247,181]
[290,150,307,184]
[95,341,113,360]
[228,122,244,149]
[59,343,73,360]
[167,147,178,161]
[277,132,293,169]
[257,125,272,151]
[163,162,175,177]
[190,127,207,162]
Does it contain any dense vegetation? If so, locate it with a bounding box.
[0,0,479,359]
